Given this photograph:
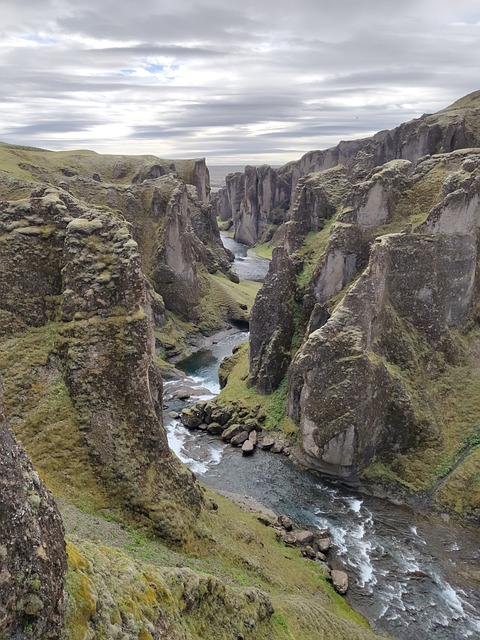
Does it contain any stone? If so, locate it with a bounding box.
[210,407,232,426]
[230,430,250,447]
[300,546,317,560]
[331,570,349,595]
[258,435,275,450]
[207,422,224,435]
[295,530,315,545]
[221,423,245,442]
[315,536,332,553]
[180,407,204,430]
[248,430,258,446]
[0,411,67,638]
[277,515,294,531]
[242,440,255,456]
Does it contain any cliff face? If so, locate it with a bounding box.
[0,146,382,640]
[0,185,202,541]
[213,164,292,245]
[241,94,480,518]
[0,149,240,329]
[0,409,66,639]
[215,90,480,247]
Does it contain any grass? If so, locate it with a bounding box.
[296,217,339,289]
[61,490,377,640]
[0,323,109,511]
[216,343,297,437]
[251,242,274,260]
[196,272,261,332]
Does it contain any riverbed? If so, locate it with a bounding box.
[164,238,480,639]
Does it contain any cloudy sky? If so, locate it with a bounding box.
[0,0,479,165]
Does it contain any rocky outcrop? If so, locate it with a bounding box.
[249,247,297,393]
[0,408,66,639]
[0,146,242,328]
[285,165,350,255]
[287,151,480,482]
[0,186,202,540]
[214,164,292,245]
[216,90,480,246]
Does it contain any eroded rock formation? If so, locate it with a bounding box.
[215,90,480,247]
[0,185,202,540]
[241,94,480,517]
[0,409,66,639]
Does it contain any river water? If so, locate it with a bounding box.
[164,237,480,639]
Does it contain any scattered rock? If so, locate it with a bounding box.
[258,434,275,450]
[295,530,315,545]
[207,422,224,435]
[277,515,294,531]
[180,407,204,429]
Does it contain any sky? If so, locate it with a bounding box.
[0,0,479,165]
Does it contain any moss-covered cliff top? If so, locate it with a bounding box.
[0,141,203,188]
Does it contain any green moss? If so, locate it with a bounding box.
[296,217,338,289]
[0,323,109,510]
[196,273,261,332]
[60,484,377,640]
[251,243,273,260]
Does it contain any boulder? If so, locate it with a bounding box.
[221,423,245,442]
[276,515,294,531]
[210,407,232,426]
[258,434,275,450]
[230,431,250,447]
[180,407,205,429]
[242,440,255,456]
[295,530,315,545]
[331,570,349,595]
[207,422,224,435]
[248,431,258,446]
[315,536,332,553]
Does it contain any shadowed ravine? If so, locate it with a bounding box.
[165,238,480,640]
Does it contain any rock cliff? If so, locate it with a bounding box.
[239,95,480,519]
[214,90,480,247]
[0,185,202,540]
[0,145,381,640]
[0,409,66,639]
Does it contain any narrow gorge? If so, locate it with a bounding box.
[1,91,480,640]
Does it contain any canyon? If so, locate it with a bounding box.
[1,91,480,639]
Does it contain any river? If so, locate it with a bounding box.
[164,235,480,639]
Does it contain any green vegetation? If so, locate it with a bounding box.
[296,217,339,289]
[0,323,109,511]
[61,491,376,640]
[196,272,261,332]
[216,343,296,437]
[251,242,274,260]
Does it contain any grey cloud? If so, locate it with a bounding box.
[0,0,479,162]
